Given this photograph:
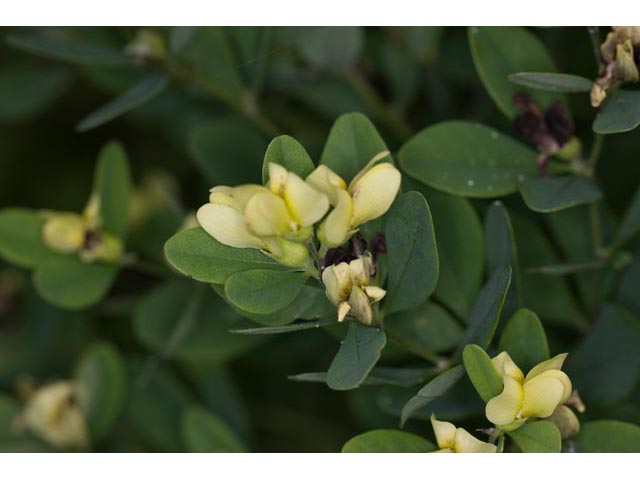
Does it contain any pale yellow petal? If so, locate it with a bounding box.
[197,203,265,250]
[350,163,401,226]
[525,353,568,381]
[230,184,271,210]
[209,189,240,209]
[283,173,329,227]
[430,414,456,450]
[491,351,524,382]
[263,238,309,267]
[349,256,372,286]
[453,428,497,453]
[521,370,569,419]
[317,189,353,247]
[337,301,351,322]
[42,214,86,253]
[244,192,294,236]
[364,285,386,303]
[306,165,346,204]
[349,285,373,325]
[348,151,392,189]
[268,162,288,195]
[322,262,352,304]
[485,375,523,426]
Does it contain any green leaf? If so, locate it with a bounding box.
[134,280,262,364]
[76,74,169,132]
[6,34,129,66]
[261,135,316,183]
[287,27,363,72]
[453,265,512,361]
[0,208,52,268]
[404,178,484,319]
[94,141,132,237]
[74,342,126,443]
[462,344,503,402]
[230,319,334,335]
[618,258,640,318]
[399,121,538,198]
[508,421,561,453]
[593,90,640,134]
[0,63,70,122]
[164,227,284,284]
[326,322,387,391]
[508,72,592,93]
[33,256,118,309]
[320,112,389,181]
[614,184,640,248]
[0,394,21,442]
[468,27,565,118]
[224,269,309,315]
[181,406,247,453]
[575,420,640,453]
[567,304,640,404]
[290,367,432,388]
[499,308,550,373]
[484,201,520,321]
[188,117,267,185]
[342,429,434,453]
[384,191,439,314]
[385,301,463,356]
[400,364,465,426]
[519,177,602,213]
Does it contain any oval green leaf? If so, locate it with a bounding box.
[342,429,434,453]
[575,420,640,453]
[508,72,592,93]
[384,191,439,315]
[261,135,316,183]
[499,308,550,373]
[74,342,127,443]
[0,208,52,268]
[519,176,602,213]
[224,269,308,315]
[399,121,538,198]
[326,322,387,391]
[462,344,503,403]
[507,420,561,452]
[181,406,247,453]
[94,141,132,238]
[593,90,640,134]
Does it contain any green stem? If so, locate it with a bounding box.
[347,71,413,141]
[587,134,606,257]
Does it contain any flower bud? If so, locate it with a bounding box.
[548,405,580,440]
[42,214,86,253]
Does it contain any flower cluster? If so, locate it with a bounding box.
[42,196,123,264]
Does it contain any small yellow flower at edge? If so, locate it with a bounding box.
[430,414,497,453]
[485,352,573,431]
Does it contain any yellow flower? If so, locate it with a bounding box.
[306,151,401,247]
[42,196,123,264]
[485,352,572,431]
[430,415,497,453]
[321,255,386,325]
[197,163,329,267]
[21,381,89,450]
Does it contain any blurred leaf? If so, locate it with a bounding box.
[468,26,564,118]
[593,90,640,134]
[385,301,463,356]
[614,184,640,248]
[618,258,640,318]
[33,256,117,309]
[6,34,128,66]
[384,192,439,314]
[0,208,52,268]
[74,342,126,443]
[499,308,550,373]
[288,78,370,120]
[0,394,20,442]
[406,180,483,318]
[261,135,316,184]
[188,117,267,185]
[453,265,512,361]
[519,177,601,213]
[342,429,434,453]
[567,304,640,405]
[462,344,503,402]
[290,367,432,389]
[575,420,640,452]
[181,406,247,452]
[326,322,387,391]
[508,72,592,93]
[507,421,561,453]
[230,319,334,335]
[94,141,132,238]
[399,121,538,198]
[0,63,70,122]
[400,364,465,426]
[134,280,261,364]
[224,270,309,315]
[284,27,363,73]
[164,227,284,284]
[320,112,389,181]
[484,201,520,321]
[76,74,169,132]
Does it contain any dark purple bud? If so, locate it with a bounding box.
[544,101,574,146]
